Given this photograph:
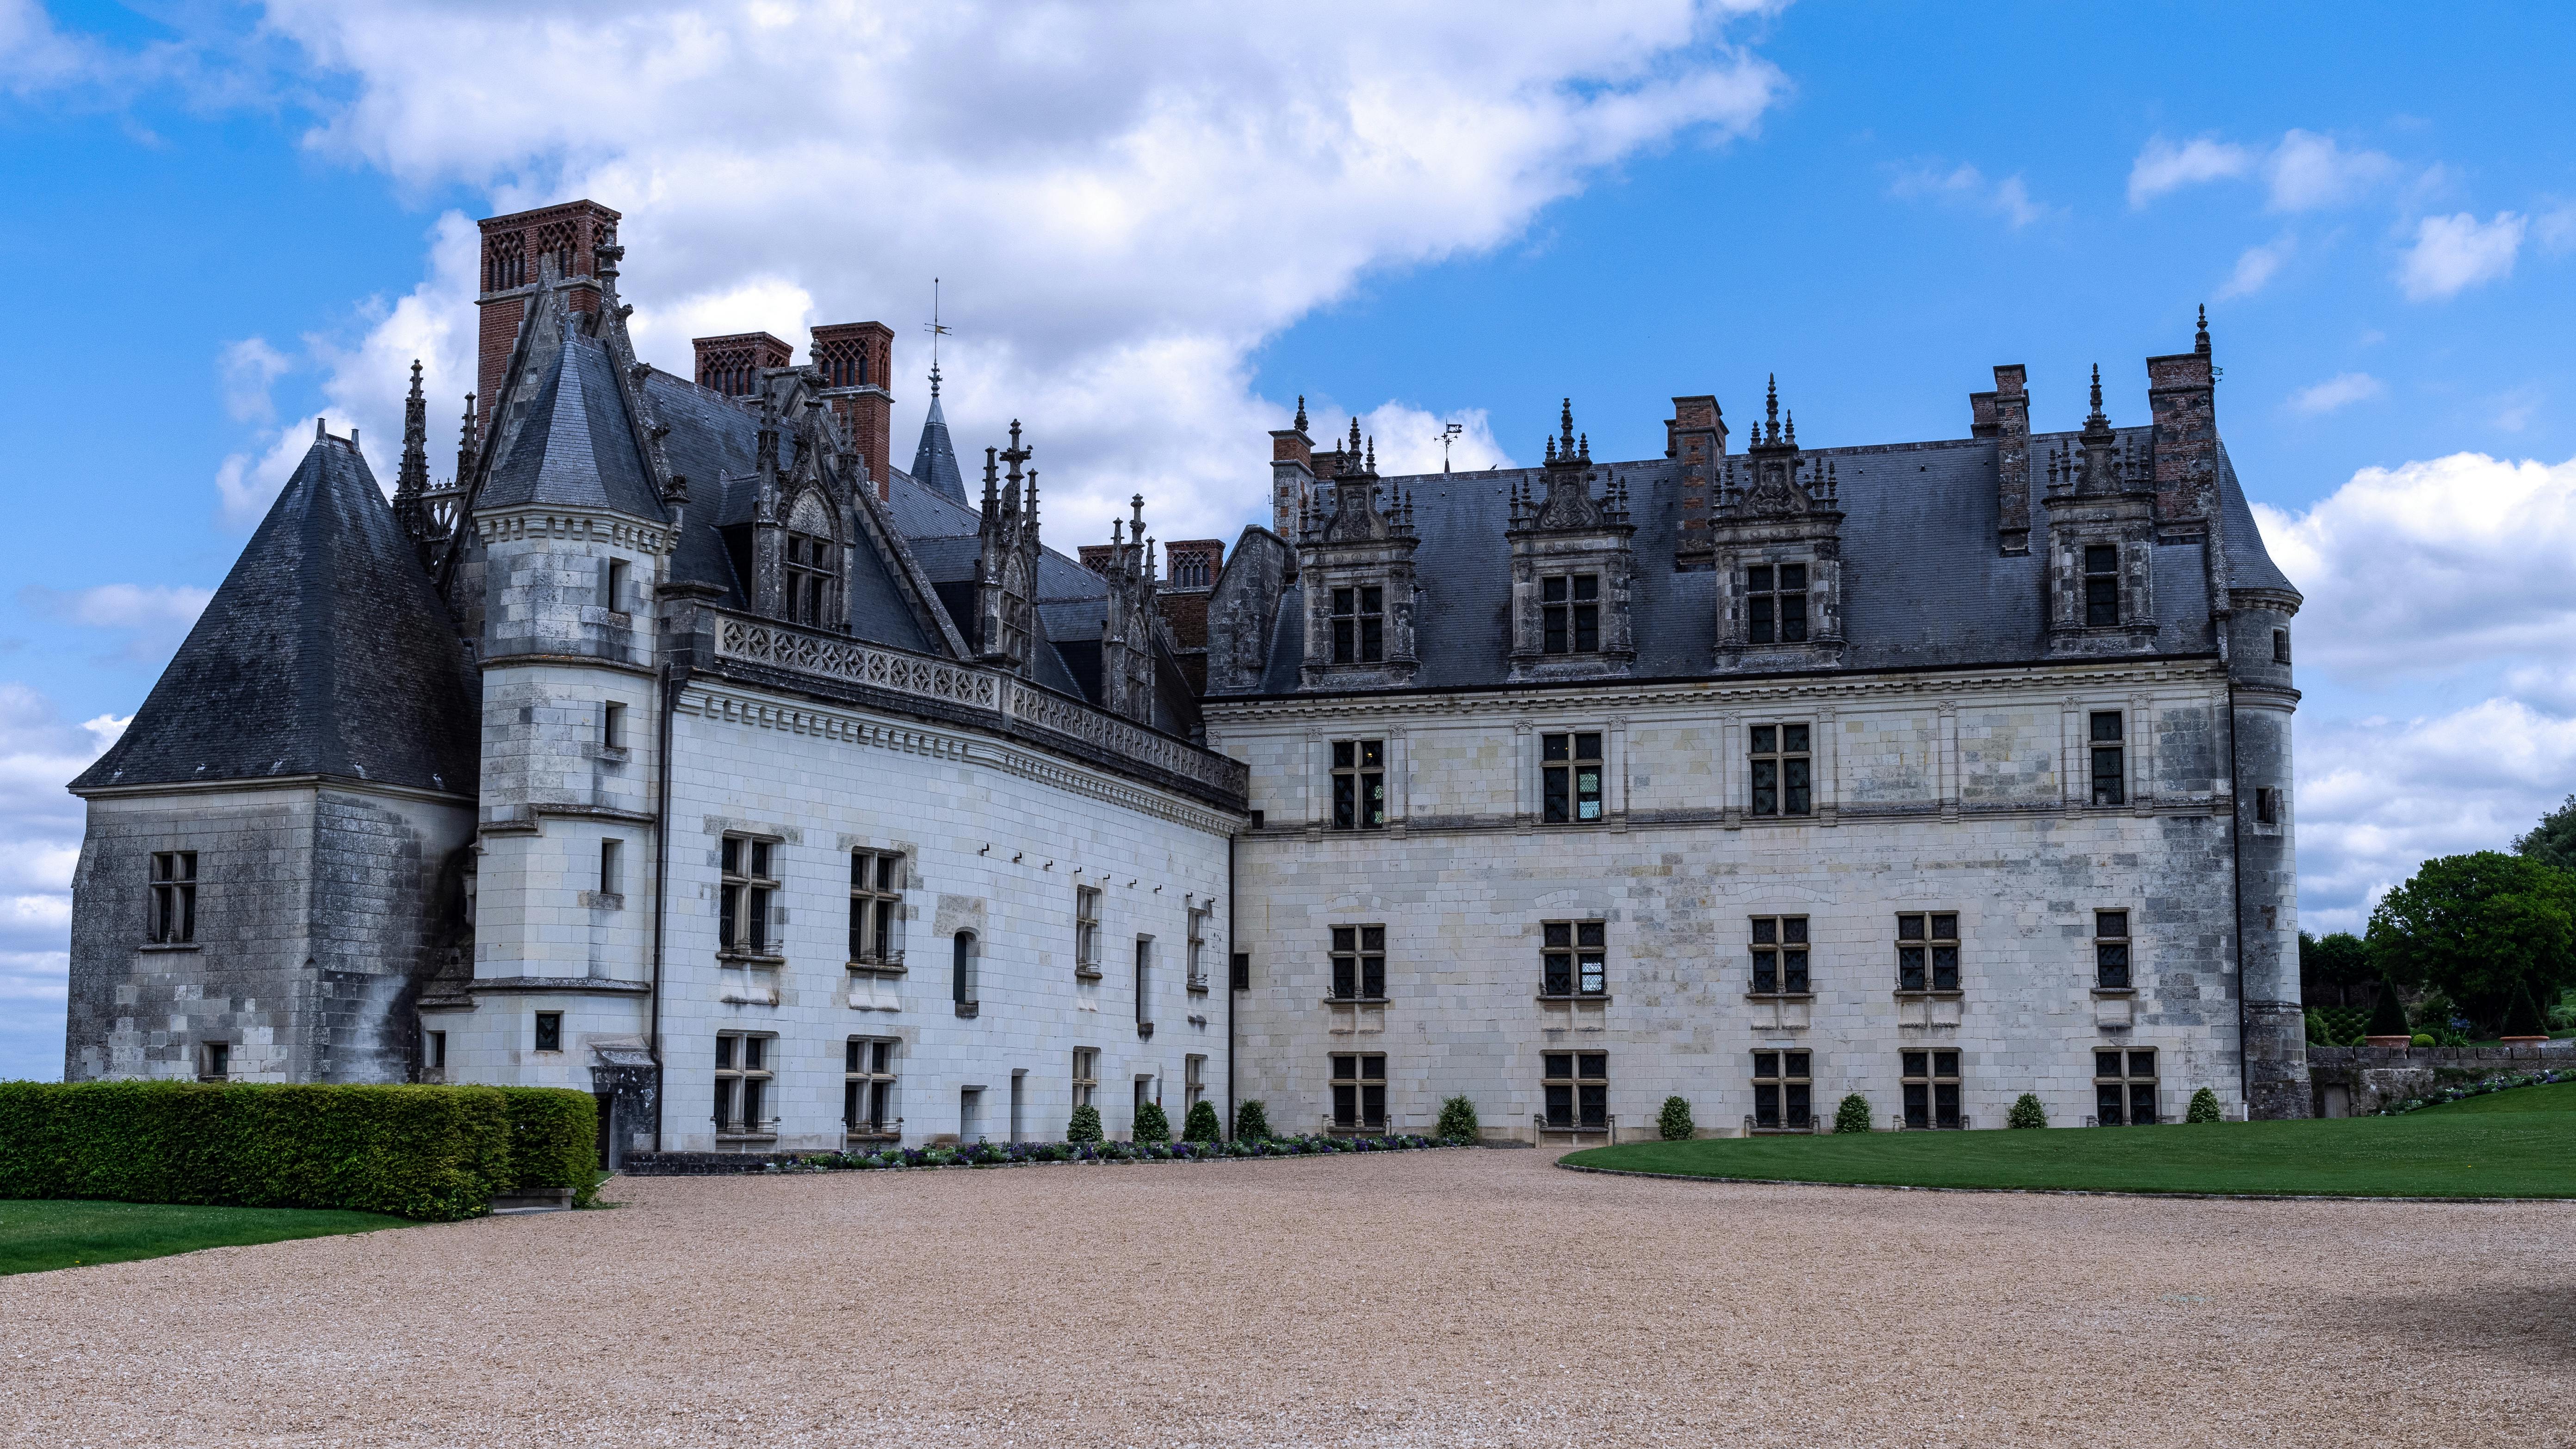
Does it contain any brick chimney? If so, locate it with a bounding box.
[1666,394,1726,568]
[693,332,794,399]
[476,199,621,409]
[2146,307,2219,541]
[1970,365,2032,555]
[811,321,896,498]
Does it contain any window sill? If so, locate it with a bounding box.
[717,952,786,967]
[1324,1122,1392,1136]
[847,960,907,977]
[1074,967,1104,982]
[1137,1022,1155,1040]
[596,745,632,764]
[1893,990,1966,1000]
[1536,993,1612,1004]
[585,892,625,910]
[1325,996,1390,1006]
[2090,986,2137,998]
[844,1128,903,1143]
[715,1132,778,1144]
[954,1001,980,1020]
[139,941,202,953]
[1185,978,1211,995]
[1744,991,1815,1002]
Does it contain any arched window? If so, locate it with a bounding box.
[953,930,978,1015]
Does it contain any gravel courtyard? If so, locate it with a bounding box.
[4,1150,2570,1448]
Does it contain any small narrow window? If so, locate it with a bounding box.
[1751,1050,1813,1130]
[1071,1047,1099,1108]
[2095,1048,2159,1126]
[2083,544,2120,627]
[199,1040,230,1082]
[1074,886,1102,977]
[1747,562,1809,644]
[1541,731,1604,824]
[602,701,626,750]
[783,533,834,627]
[1230,952,1251,991]
[952,930,978,1013]
[1185,1055,1207,1111]
[718,836,777,956]
[1134,937,1154,1030]
[1749,724,1812,817]
[714,1033,774,1134]
[598,839,622,898]
[1901,1050,1963,1129]
[2090,712,2126,807]
[1186,906,1210,989]
[534,1011,563,1053]
[1331,740,1387,830]
[1542,920,1607,997]
[1330,925,1387,1001]
[1330,1053,1387,1130]
[849,849,904,965]
[2256,786,2281,825]
[1329,586,1385,663]
[149,850,198,944]
[424,1030,446,1073]
[1541,1052,1608,1129]
[844,1038,898,1138]
[2272,628,2291,665]
[1541,574,1600,654]
[1749,916,1809,995]
[1896,912,1962,992]
[605,557,632,614]
[2094,910,2131,989]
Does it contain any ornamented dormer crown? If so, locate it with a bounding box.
[2045,365,2155,499]
[1097,493,1160,724]
[1296,415,1421,690]
[1506,399,1637,682]
[2043,364,2161,658]
[974,420,1044,674]
[1310,416,1416,545]
[1711,376,1848,672]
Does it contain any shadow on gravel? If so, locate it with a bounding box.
[2326,1285,2576,1365]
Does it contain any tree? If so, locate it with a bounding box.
[1656,1096,1695,1140]
[1066,1104,1103,1143]
[2365,979,2411,1038]
[1435,1095,1479,1143]
[1232,1098,1272,1141]
[1181,1099,1222,1142]
[2006,1093,2047,1128]
[2500,980,2550,1038]
[2298,930,2375,1007]
[1133,1100,1170,1144]
[2367,851,2576,1033]
[2515,794,2576,873]
[1833,1093,1872,1133]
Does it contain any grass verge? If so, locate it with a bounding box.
[1563,1111,2576,1198]
[0,1199,407,1276]
[2414,1079,2576,1115]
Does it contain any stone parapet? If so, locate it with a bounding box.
[2306,1043,2574,1117]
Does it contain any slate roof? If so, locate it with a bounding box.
[908,392,968,504]
[480,334,665,521]
[73,435,480,796]
[1245,426,2294,694]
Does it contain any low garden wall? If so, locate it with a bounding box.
[2307,1043,2574,1117]
[0,1081,597,1221]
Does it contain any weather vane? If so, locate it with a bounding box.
[924,278,952,393]
[1439,421,1464,474]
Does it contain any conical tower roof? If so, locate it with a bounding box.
[71,431,479,796]
[910,370,967,504]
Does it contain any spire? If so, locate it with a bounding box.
[454,393,478,484]
[1347,416,1362,455]
[1559,397,1575,458]
[1294,395,1308,434]
[394,360,431,542]
[2195,303,2210,356]
[981,445,1000,511]
[909,361,967,503]
[1765,373,1779,442]
[1365,435,1375,473]
[2085,363,2109,432]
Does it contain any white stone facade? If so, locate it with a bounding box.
[1213,656,2258,1141]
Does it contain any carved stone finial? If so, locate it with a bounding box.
[1294,395,1308,433]
[2195,303,2211,355]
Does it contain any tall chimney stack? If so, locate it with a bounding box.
[811,322,896,498]
[474,200,621,409]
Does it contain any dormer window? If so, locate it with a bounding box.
[1331,586,1383,663]
[1747,564,1807,644]
[784,532,834,627]
[1542,575,1599,654]
[2084,545,2119,626]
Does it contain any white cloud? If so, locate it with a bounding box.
[2253,451,2576,676]
[2285,372,2383,417]
[2263,129,2397,212]
[218,337,292,421]
[2127,134,2254,207]
[2398,211,2526,301]
[0,685,117,1024]
[1887,161,2052,229]
[0,0,90,94]
[222,0,1786,547]
[2296,696,2576,933]
[2214,235,2293,298]
[19,583,215,664]
[2537,203,2576,256]
[2493,384,2542,433]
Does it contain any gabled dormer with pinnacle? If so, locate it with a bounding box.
[1712,377,1846,670]
[1096,495,1161,724]
[973,421,1044,673]
[2043,365,2161,658]
[1297,420,1420,690]
[1507,400,1636,683]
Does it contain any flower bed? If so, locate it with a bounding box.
[757,1133,1446,1173]
[2376,1068,2573,1115]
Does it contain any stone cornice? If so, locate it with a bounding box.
[475,505,679,557]
[71,773,475,806]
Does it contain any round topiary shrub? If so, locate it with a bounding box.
[2186,1087,2223,1124]
[1436,1095,1480,1143]
[1067,1103,1103,1143]
[1182,1099,1222,1142]
[2006,1093,2047,1129]
[2410,1033,2434,1048]
[1233,1098,1272,1141]
[1657,1096,1695,1140]
[1134,1100,1170,1145]
[1833,1093,1872,1134]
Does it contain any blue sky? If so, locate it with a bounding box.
[4,1,2573,1079]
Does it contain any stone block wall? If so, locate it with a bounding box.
[2305,1044,2572,1116]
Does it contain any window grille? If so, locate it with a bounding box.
[1542,731,1604,823]
[1331,740,1386,830]
[719,836,777,957]
[534,1011,563,1053]
[714,1033,775,1134]
[149,851,196,944]
[1752,1050,1812,1130]
[1749,724,1812,817]
[1542,921,1606,997]
[2090,712,2126,807]
[2095,910,2131,989]
[784,533,834,627]
[1331,1053,1387,1130]
[845,1038,898,1136]
[849,851,904,966]
[1542,574,1599,653]
[1901,1050,1962,1129]
[1074,886,1102,977]
[1071,1047,1099,1108]
[2084,544,2120,626]
[1747,562,1808,644]
[1330,586,1384,663]
[1331,925,1387,1001]
[1542,1052,1608,1129]
[1896,913,1961,992]
[1750,916,1809,994]
[2095,1048,2159,1125]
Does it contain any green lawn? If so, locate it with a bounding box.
[0,1199,408,1276]
[2415,1079,2576,1115]
[1564,1110,2576,1198]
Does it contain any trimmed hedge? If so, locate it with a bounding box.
[0,1081,594,1222]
